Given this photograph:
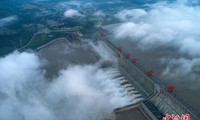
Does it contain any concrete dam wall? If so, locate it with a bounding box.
[101,37,200,120]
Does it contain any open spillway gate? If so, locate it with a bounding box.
[104,67,145,103]
[97,36,200,120]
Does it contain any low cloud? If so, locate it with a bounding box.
[0,15,18,27]
[161,57,200,79]
[114,2,200,57]
[115,9,147,21]
[112,0,200,92]
[57,1,81,9]
[64,9,83,18]
[114,22,151,41]
[0,51,132,120]
[94,10,106,18]
[84,2,93,7]
[113,1,200,84]
[177,0,200,5]
[67,1,81,7]
[0,51,49,120]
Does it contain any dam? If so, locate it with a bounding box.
[7,27,199,120]
[97,29,200,120]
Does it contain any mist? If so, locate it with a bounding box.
[0,51,133,120]
[64,9,83,18]
[113,0,200,85]
[0,15,18,27]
